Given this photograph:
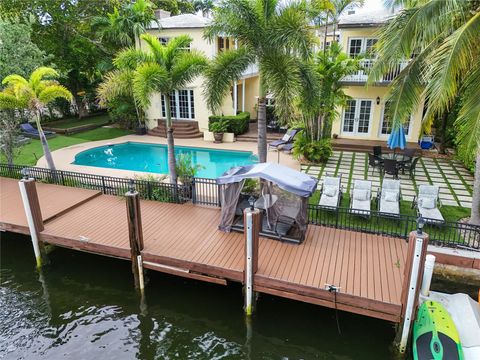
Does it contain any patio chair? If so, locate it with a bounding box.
[407,157,420,179]
[373,145,382,159]
[273,205,302,241]
[377,179,401,217]
[403,148,417,158]
[368,153,382,175]
[268,128,300,149]
[281,142,294,153]
[20,123,56,139]
[319,175,342,209]
[382,159,399,179]
[350,180,372,216]
[413,184,445,224]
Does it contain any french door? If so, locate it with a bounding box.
[342,99,373,135]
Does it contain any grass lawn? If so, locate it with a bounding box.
[1,127,132,166]
[45,114,111,129]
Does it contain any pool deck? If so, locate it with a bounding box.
[1,177,408,323]
[36,134,300,179]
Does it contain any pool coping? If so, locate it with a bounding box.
[37,134,300,179]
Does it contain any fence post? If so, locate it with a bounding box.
[243,207,261,316]
[125,182,145,294]
[217,183,222,207]
[191,177,196,204]
[395,229,429,353]
[101,176,106,194]
[18,174,46,268]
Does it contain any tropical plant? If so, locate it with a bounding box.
[93,0,157,49]
[193,0,215,17]
[298,42,361,141]
[175,153,205,183]
[329,0,364,43]
[203,0,322,163]
[209,120,229,133]
[293,132,332,163]
[369,0,480,224]
[116,34,207,183]
[0,67,73,170]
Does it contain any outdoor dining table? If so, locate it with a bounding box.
[380,153,412,174]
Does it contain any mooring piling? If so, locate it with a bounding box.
[125,181,145,293]
[18,173,46,268]
[396,229,429,353]
[243,207,261,316]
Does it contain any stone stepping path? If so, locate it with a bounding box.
[302,151,474,208]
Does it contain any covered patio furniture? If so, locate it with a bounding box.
[378,179,401,217]
[419,135,435,150]
[268,128,300,149]
[20,123,56,139]
[319,175,342,209]
[217,162,317,243]
[350,180,372,216]
[413,185,445,224]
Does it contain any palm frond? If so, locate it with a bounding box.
[170,50,208,89]
[424,12,480,118]
[97,69,134,107]
[140,34,166,64]
[114,47,153,70]
[37,85,73,105]
[29,67,59,90]
[164,35,194,69]
[132,62,169,108]
[203,47,253,113]
[1,74,28,87]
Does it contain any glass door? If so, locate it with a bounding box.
[342,99,372,135]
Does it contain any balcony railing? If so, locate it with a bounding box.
[342,59,409,83]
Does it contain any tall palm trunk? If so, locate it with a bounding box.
[165,94,177,184]
[470,149,480,225]
[35,113,56,171]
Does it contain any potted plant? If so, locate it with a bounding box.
[209,120,229,143]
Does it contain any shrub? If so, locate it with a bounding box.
[208,112,250,135]
[175,153,205,183]
[242,178,259,196]
[293,133,332,163]
[209,120,229,133]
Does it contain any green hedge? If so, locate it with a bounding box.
[208,112,250,135]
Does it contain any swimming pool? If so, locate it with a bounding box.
[72,142,257,179]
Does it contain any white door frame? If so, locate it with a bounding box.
[341,98,373,136]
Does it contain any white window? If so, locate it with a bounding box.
[161,89,195,120]
[380,101,411,135]
[348,37,378,58]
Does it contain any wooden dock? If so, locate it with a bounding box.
[0,177,408,322]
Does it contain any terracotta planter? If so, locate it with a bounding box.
[213,132,224,143]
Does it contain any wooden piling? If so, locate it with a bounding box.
[396,230,429,353]
[18,177,46,268]
[243,207,261,316]
[126,188,145,292]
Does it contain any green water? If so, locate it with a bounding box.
[1,232,471,360]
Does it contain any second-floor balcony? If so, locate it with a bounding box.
[341,59,409,84]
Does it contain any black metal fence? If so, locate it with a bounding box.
[0,163,189,203]
[1,163,479,250]
[308,205,480,250]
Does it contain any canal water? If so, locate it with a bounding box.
[0,233,475,359]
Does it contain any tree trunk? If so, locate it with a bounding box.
[470,149,480,225]
[257,97,267,163]
[73,94,88,119]
[35,113,56,171]
[165,94,177,184]
[438,111,448,155]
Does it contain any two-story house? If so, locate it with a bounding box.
[332,9,425,144]
[142,13,259,137]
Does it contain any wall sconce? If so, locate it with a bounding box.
[376,96,381,105]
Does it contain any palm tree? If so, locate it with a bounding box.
[369,0,480,224]
[330,0,364,42]
[193,0,215,17]
[93,0,157,49]
[203,0,320,163]
[116,34,207,184]
[1,67,72,170]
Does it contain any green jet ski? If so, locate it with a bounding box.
[413,300,464,360]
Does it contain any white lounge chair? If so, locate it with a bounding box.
[319,175,342,209]
[378,179,401,217]
[414,185,445,224]
[350,180,372,216]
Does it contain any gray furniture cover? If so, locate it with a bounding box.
[379,179,401,217]
[416,184,445,224]
[216,163,317,232]
[319,176,342,209]
[350,180,372,215]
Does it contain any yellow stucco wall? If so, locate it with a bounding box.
[332,85,424,142]
[339,27,378,52]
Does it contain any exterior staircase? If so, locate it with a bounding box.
[148,120,203,139]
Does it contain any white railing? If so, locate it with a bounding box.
[342,59,409,83]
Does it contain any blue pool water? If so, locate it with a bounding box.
[73,142,257,178]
